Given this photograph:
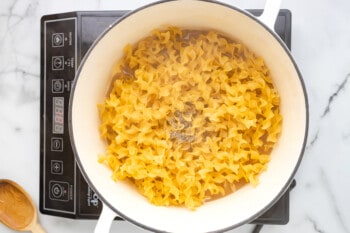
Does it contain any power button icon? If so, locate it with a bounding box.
[51,183,63,198]
[49,181,69,201]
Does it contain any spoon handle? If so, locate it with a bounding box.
[31,222,46,233]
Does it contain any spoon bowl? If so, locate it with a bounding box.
[0,179,46,233]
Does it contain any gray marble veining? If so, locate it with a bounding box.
[1,0,350,233]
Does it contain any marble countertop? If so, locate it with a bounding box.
[1,0,350,232]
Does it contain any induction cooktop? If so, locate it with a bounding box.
[40,9,294,230]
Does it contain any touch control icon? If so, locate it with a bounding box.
[52,79,64,93]
[52,33,64,47]
[51,160,63,175]
[49,181,69,201]
[51,137,63,152]
[52,56,64,70]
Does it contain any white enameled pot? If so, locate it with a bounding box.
[69,0,308,232]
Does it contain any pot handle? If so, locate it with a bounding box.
[258,0,282,30]
[94,204,117,233]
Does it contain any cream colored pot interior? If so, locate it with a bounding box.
[70,1,307,232]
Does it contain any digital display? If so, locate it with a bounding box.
[53,97,64,134]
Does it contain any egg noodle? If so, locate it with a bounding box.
[98,27,282,209]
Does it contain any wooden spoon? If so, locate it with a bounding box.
[0,179,46,233]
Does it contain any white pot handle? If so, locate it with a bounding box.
[94,204,117,233]
[258,0,283,30]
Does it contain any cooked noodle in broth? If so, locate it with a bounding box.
[98,27,282,209]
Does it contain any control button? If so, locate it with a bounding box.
[51,137,63,152]
[49,181,69,201]
[52,56,64,70]
[52,79,64,93]
[51,160,63,175]
[52,33,65,47]
[51,184,63,198]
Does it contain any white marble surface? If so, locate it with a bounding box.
[1,0,350,232]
